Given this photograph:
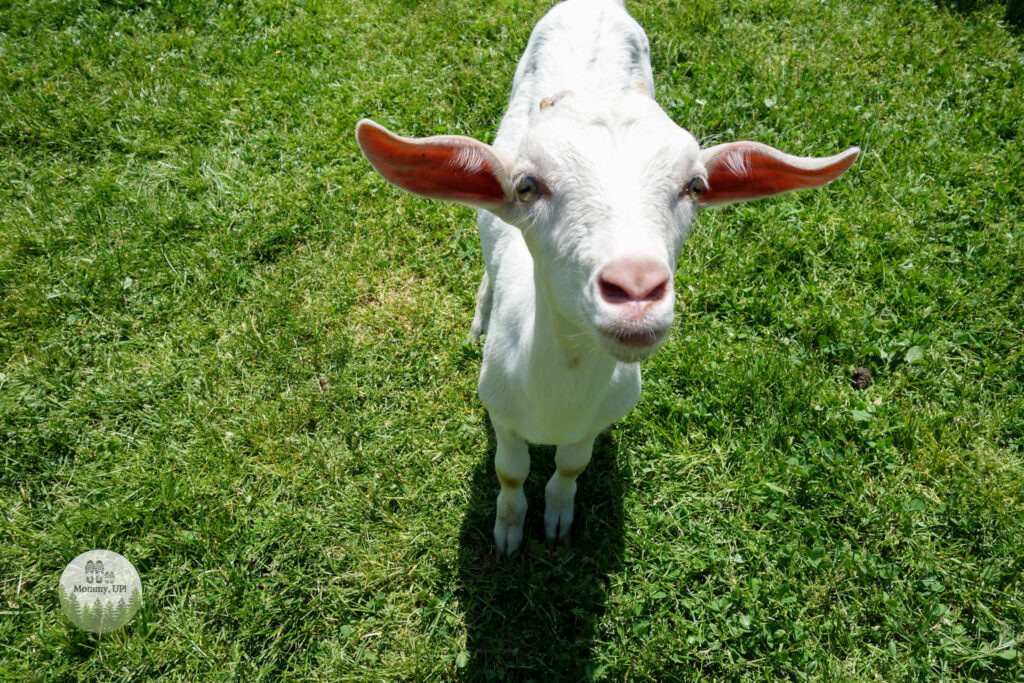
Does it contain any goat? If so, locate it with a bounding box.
[355,0,858,555]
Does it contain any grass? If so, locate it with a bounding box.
[1,0,1022,679]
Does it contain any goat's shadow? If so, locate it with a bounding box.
[457,425,627,681]
[934,0,1023,33]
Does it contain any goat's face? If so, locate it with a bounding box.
[508,91,702,362]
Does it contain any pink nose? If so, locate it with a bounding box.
[598,258,671,305]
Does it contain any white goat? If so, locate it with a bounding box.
[356,0,858,554]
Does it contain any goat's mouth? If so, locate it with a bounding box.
[611,329,664,347]
[596,324,669,362]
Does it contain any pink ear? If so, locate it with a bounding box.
[700,141,859,207]
[355,119,511,209]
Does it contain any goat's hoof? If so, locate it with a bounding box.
[543,506,575,546]
[546,534,570,548]
[494,543,524,562]
[493,522,524,556]
[546,535,570,551]
[544,534,571,559]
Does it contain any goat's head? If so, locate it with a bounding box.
[356,90,858,362]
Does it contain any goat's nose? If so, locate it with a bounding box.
[598,258,671,305]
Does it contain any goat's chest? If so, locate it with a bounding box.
[478,349,641,445]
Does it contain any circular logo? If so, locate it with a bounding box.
[58,550,143,633]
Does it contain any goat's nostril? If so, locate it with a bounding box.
[645,280,667,302]
[599,277,633,304]
[598,259,671,304]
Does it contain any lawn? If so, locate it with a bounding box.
[1,0,1022,679]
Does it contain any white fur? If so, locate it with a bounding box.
[476,0,703,552]
[357,0,857,554]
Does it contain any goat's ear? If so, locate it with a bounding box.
[356,118,512,211]
[699,141,859,208]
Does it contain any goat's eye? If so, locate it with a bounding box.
[516,175,540,203]
[684,177,707,201]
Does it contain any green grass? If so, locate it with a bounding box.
[1,0,1022,679]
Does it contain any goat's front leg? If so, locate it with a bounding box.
[544,435,596,546]
[493,426,530,555]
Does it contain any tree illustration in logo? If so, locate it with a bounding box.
[77,599,94,631]
[89,599,105,632]
[58,586,81,625]
[111,598,127,627]
[127,587,143,622]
